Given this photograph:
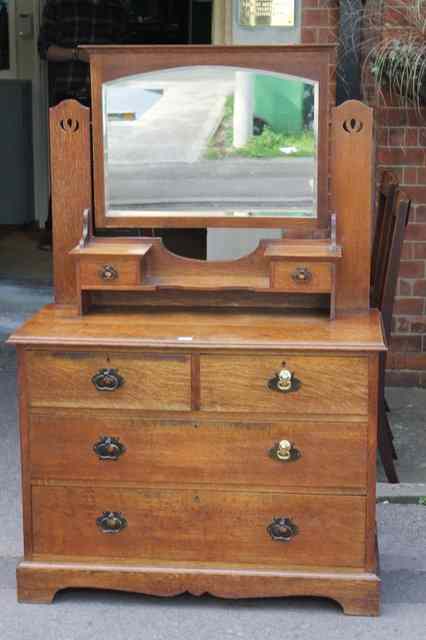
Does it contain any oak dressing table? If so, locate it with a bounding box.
[9,45,384,615]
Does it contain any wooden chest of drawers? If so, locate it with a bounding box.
[10,305,385,615]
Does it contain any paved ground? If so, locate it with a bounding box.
[0,230,425,638]
[108,158,315,213]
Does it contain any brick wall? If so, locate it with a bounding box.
[301,0,426,387]
[371,1,426,387]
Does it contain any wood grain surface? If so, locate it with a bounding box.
[31,486,366,568]
[26,351,191,411]
[29,413,368,489]
[8,306,386,352]
[200,355,368,415]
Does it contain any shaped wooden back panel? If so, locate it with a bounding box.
[332,101,374,313]
[50,100,92,304]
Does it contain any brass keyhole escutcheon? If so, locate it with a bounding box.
[93,436,127,461]
[92,368,124,392]
[96,512,128,534]
[100,265,118,282]
[267,517,299,542]
[291,266,312,283]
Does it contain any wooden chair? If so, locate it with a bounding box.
[371,181,411,483]
[371,171,399,306]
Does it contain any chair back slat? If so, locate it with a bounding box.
[371,171,399,304]
[380,191,411,343]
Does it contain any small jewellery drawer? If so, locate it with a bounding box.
[29,414,368,489]
[26,351,191,411]
[32,486,366,568]
[200,355,368,415]
[78,256,141,288]
[271,261,333,293]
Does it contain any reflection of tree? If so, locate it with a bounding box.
[0,2,10,71]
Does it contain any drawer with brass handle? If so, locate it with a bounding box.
[271,261,333,293]
[31,486,366,568]
[77,256,141,288]
[26,351,191,411]
[200,355,368,415]
[29,413,368,489]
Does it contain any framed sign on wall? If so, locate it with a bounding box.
[239,0,295,27]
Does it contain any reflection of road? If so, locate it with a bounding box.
[107,157,315,211]
[107,77,234,164]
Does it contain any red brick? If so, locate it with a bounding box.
[388,128,405,146]
[377,127,388,146]
[378,108,426,127]
[318,28,334,43]
[414,205,426,222]
[400,186,426,204]
[328,8,339,28]
[398,260,425,278]
[301,28,317,44]
[413,243,426,259]
[393,298,424,315]
[411,318,426,333]
[398,279,412,296]
[417,167,426,185]
[303,0,318,7]
[393,316,410,333]
[406,128,418,146]
[378,148,425,166]
[387,352,426,370]
[403,167,417,185]
[385,369,421,386]
[413,279,426,297]
[390,335,422,352]
[406,224,426,241]
[401,241,413,260]
[419,128,426,146]
[302,9,330,27]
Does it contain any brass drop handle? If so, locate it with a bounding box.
[268,364,301,394]
[277,369,293,392]
[93,436,127,461]
[100,264,118,281]
[92,368,124,392]
[96,512,127,534]
[269,440,301,463]
[267,517,298,542]
[277,440,292,460]
[291,266,312,283]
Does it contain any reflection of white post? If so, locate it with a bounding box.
[233,71,254,149]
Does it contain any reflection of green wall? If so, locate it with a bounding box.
[254,75,304,134]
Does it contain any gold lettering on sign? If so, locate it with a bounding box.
[239,0,295,27]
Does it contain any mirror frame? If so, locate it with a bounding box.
[85,45,334,230]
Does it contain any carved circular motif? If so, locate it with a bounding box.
[343,118,363,134]
[60,118,80,133]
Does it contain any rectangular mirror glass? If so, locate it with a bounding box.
[103,65,318,220]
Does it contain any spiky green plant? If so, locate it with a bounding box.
[329,0,426,108]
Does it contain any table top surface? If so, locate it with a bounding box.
[8,305,386,352]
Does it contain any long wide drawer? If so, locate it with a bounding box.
[200,355,368,415]
[29,414,368,489]
[32,487,366,568]
[25,351,191,411]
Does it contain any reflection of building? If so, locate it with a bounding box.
[239,0,295,28]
